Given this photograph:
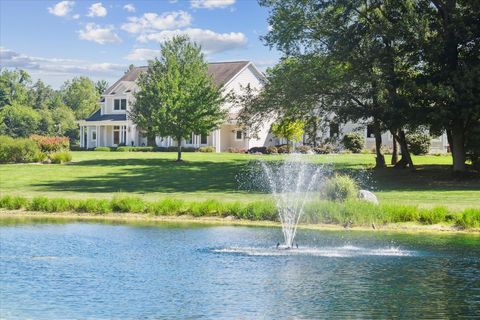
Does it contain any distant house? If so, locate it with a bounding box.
[78,61,273,151]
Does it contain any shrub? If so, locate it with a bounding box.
[76,199,112,214]
[50,151,72,164]
[147,199,186,215]
[406,132,431,155]
[227,147,246,153]
[323,174,359,202]
[380,204,419,223]
[0,195,28,210]
[248,147,267,154]
[276,144,292,154]
[455,208,480,229]
[27,196,50,211]
[116,146,131,152]
[342,132,364,153]
[29,135,69,153]
[111,196,146,213]
[418,206,448,224]
[266,146,278,154]
[94,147,112,151]
[244,201,277,220]
[130,147,154,152]
[183,147,197,152]
[189,199,225,217]
[296,145,312,154]
[70,145,83,151]
[0,136,43,163]
[198,146,215,153]
[313,145,335,154]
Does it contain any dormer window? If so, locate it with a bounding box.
[114,99,127,111]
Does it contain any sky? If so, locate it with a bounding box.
[0,0,280,88]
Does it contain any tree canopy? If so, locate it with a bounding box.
[130,36,226,161]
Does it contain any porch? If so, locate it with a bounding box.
[78,123,142,149]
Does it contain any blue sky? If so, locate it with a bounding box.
[0,0,279,88]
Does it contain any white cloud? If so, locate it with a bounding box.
[0,47,125,76]
[73,14,80,19]
[47,1,75,17]
[137,28,247,54]
[121,11,192,34]
[123,4,136,13]
[78,23,121,44]
[190,0,235,9]
[125,48,159,61]
[87,2,107,17]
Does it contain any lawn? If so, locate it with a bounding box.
[0,151,478,210]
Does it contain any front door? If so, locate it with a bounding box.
[113,126,120,145]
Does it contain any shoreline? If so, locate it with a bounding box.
[1,210,479,235]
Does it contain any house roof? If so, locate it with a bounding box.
[85,109,127,122]
[103,61,251,95]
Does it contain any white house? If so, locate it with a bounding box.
[78,61,273,151]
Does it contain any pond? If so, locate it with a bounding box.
[1,219,479,319]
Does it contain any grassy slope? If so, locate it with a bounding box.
[0,151,478,209]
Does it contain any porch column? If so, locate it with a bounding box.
[215,129,221,152]
[86,127,89,149]
[80,126,83,148]
[103,126,106,146]
[126,125,130,146]
[96,125,99,147]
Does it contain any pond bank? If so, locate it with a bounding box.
[1,210,479,235]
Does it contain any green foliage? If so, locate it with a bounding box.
[0,135,43,163]
[130,36,226,161]
[49,151,72,164]
[116,146,154,152]
[271,118,304,145]
[111,196,146,213]
[455,209,480,229]
[94,80,109,95]
[266,146,278,154]
[0,195,28,210]
[0,103,40,137]
[323,174,359,202]
[0,194,479,229]
[198,146,215,153]
[342,132,365,153]
[296,145,312,154]
[94,147,112,151]
[276,144,292,154]
[0,69,31,108]
[406,132,431,155]
[61,76,99,119]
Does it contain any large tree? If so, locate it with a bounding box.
[130,36,226,161]
[62,76,99,119]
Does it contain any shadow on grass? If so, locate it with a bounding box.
[34,158,250,194]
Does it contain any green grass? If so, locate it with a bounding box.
[1,194,479,228]
[0,151,478,209]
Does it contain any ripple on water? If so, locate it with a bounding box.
[211,245,417,257]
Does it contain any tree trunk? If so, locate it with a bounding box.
[147,135,156,147]
[374,121,386,168]
[394,130,415,170]
[390,129,398,165]
[176,136,183,162]
[451,126,466,172]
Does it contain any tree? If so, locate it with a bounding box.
[29,79,55,109]
[94,80,109,95]
[271,118,304,147]
[0,102,40,137]
[0,69,31,108]
[62,77,99,119]
[130,36,226,161]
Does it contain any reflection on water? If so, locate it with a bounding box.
[1,219,479,319]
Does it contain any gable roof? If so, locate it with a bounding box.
[85,109,127,122]
[103,61,251,95]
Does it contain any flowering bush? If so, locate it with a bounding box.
[29,135,69,153]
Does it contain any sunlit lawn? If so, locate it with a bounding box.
[0,151,478,209]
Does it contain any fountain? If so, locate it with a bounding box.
[260,155,324,248]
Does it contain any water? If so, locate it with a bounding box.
[1,220,479,319]
[260,156,325,247]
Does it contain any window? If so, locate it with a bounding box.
[235,130,243,140]
[201,134,208,144]
[114,99,127,111]
[92,131,97,141]
[366,125,375,138]
[113,126,120,145]
[187,134,193,144]
[329,123,339,138]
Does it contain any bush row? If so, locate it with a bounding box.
[0,195,478,228]
[92,146,211,152]
[0,135,72,164]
